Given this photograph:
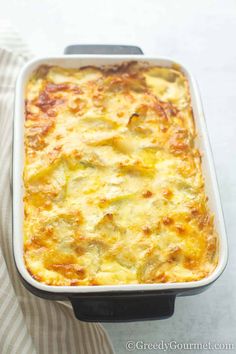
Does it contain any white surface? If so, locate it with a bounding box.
[1,0,236,353]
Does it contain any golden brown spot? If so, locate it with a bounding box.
[31,272,43,282]
[46,82,84,94]
[142,190,153,198]
[47,109,58,117]
[75,245,86,256]
[168,246,181,262]
[175,224,185,234]
[70,280,79,286]
[51,264,86,279]
[69,98,86,114]
[160,124,168,133]
[36,91,64,113]
[46,83,70,92]
[154,272,168,283]
[127,112,140,126]
[199,215,210,230]
[169,129,190,154]
[152,101,168,120]
[162,188,173,199]
[142,226,151,235]
[161,101,178,117]
[162,216,173,225]
[104,213,113,221]
[26,118,55,150]
[184,257,198,270]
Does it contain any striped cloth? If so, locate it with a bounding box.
[0,21,114,354]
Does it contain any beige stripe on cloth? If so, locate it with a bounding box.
[0,21,114,354]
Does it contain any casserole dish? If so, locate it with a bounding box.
[13,45,228,322]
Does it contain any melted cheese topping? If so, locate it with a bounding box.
[24,62,218,286]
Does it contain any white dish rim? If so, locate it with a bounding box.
[13,55,228,294]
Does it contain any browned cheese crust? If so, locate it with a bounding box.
[23,62,218,286]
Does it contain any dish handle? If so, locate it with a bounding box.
[64,44,143,55]
[69,294,176,322]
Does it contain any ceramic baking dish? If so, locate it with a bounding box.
[13,46,228,322]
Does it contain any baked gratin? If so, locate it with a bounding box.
[24,62,218,286]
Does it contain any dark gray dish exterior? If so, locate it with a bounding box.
[13,262,214,322]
